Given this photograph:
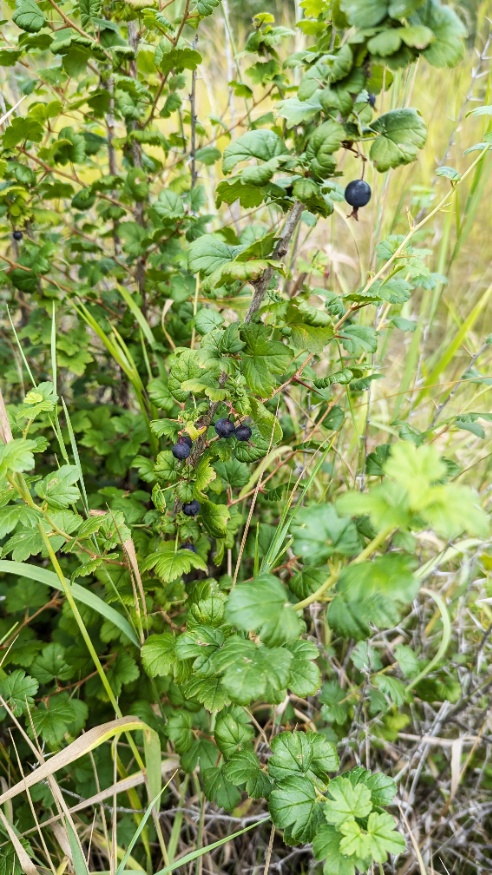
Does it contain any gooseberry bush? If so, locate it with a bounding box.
[0,0,489,872]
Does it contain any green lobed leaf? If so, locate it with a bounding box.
[324,777,373,826]
[141,633,176,677]
[12,0,46,32]
[223,130,288,174]
[269,776,317,841]
[268,731,339,786]
[370,109,427,172]
[0,670,38,716]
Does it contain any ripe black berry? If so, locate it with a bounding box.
[180,434,193,448]
[214,418,235,438]
[13,230,23,241]
[183,499,200,516]
[367,93,376,108]
[172,442,191,460]
[345,180,372,209]
[181,542,197,553]
[235,424,252,442]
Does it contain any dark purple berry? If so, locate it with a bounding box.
[181,542,197,553]
[172,442,191,460]
[367,93,376,108]
[179,434,193,448]
[344,180,372,209]
[13,230,23,241]
[183,499,200,516]
[235,424,252,442]
[214,418,235,438]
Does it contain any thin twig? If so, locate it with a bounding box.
[245,201,304,322]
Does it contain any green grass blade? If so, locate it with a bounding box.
[66,819,90,875]
[0,560,139,647]
[154,819,270,875]
[116,284,157,349]
[413,280,492,408]
[116,786,167,875]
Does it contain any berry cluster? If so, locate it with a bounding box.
[171,434,193,460]
[169,420,253,536]
[215,419,252,441]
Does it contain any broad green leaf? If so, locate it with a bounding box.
[142,543,207,583]
[183,676,231,711]
[327,555,418,639]
[289,567,326,601]
[216,178,270,208]
[141,633,176,677]
[339,811,405,862]
[153,189,185,220]
[215,709,255,758]
[268,731,338,786]
[0,440,37,478]
[248,398,283,444]
[350,769,398,807]
[200,499,230,538]
[12,0,45,32]
[175,626,224,663]
[320,681,351,725]
[223,749,260,785]
[306,120,345,180]
[269,776,317,839]
[202,258,271,293]
[202,765,242,810]
[290,321,334,351]
[338,325,378,354]
[374,674,407,706]
[287,639,321,696]
[394,644,420,678]
[314,822,373,874]
[422,483,489,539]
[241,324,292,396]
[213,638,292,705]
[370,109,427,172]
[223,130,288,174]
[78,0,101,29]
[3,117,44,149]
[313,824,360,875]
[3,528,46,562]
[194,309,224,335]
[195,0,221,15]
[0,504,40,538]
[413,0,466,67]
[167,712,194,753]
[194,457,216,495]
[324,777,373,826]
[188,234,241,276]
[277,96,322,127]
[0,670,38,716]
[35,465,80,508]
[291,505,361,563]
[340,0,389,28]
[225,574,284,629]
[30,643,73,684]
[384,441,446,507]
[158,47,202,76]
[338,818,373,860]
[367,30,403,56]
[399,24,435,48]
[29,694,88,746]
